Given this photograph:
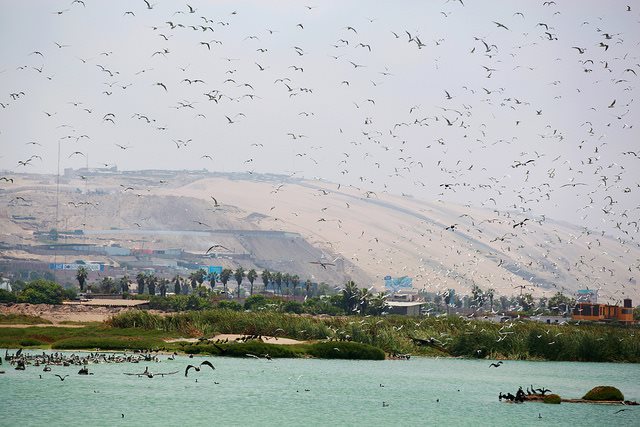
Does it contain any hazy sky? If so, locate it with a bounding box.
[1,0,638,235]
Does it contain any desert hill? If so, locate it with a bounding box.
[0,170,637,303]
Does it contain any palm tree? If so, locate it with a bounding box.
[135,272,146,294]
[261,269,271,293]
[207,271,218,290]
[291,274,300,296]
[159,278,167,297]
[76,267,88,292]
[188,271,198,292]
[358,287,372,315]
[282,273,291,295]
[471,284,485,308]
[368,292,388,316]
[119,275,129,294]
[195,268,207,287]
[220,268,232,295]
[305,279,312,297]
[247,269,258,295]
[443,289,452,315]
[486,288,495,312]
[342,281,359,314]
[173,275,182,295]
[234,267,245,298]
[147,274,157,296]
[273,272,283,295]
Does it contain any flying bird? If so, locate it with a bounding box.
[206,244,230,254]
[185,361,215,376]
[492,21,509,30]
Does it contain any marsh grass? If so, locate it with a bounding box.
[106,310,640,361]
[182,341,301,358]
[0,324,176,351]
[2,309,638,361]
[0,314,52,324]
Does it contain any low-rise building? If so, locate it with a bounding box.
[387,301,425,316]
[572,298,634,324]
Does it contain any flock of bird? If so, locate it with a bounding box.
[0,1,638,301]
[2,348,217,381]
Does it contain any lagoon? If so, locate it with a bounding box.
[1,351,639,426]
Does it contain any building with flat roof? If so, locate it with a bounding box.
[387,301,425,316]
[64,299,150,309]
[572,298,634,324]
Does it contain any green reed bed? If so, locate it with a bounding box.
[0,324,177,351]
[101,310,640,362]
[0,314,52,325]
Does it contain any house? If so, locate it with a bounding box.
[572,298,634,324]
[387,301,425,316]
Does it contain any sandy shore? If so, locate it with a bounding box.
[0,303,141,324]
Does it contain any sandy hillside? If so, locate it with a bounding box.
[1,172,638,302]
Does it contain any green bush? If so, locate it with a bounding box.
[217,301,242,311]
[0,314,51,324]
[184,341,299,358]
[450,331,496,358]
[307,342,385,360]
[62,287,77,301]
[17,279,64,304]
[244,295,271,311]
[0,289,17,303]
[543,394,561,404]
[281,301,303,314]
[582,386,624,401]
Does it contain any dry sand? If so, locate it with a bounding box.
[0,303,139,324]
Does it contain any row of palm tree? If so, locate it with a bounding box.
[76,265,320,299]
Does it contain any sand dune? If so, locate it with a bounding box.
[1,171,637,303]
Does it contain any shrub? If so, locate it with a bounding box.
[218,301,242,311]
[244,295,271,311]
[582,386,624,401]
[62,287,77,301]
[0,289,17,303]
[543,394,561,404]
[0,314,51,324]
[450,331,496,358]
[17,279,64,304]
[307,341,385,360]
[184,341,299,358]
[281,300,303,314]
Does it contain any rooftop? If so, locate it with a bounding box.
[64,299,149,308]
[387,301,425,307]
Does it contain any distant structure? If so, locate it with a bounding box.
[572,298,634,324]
[384,276,413,293]
[576,289,598,304]
[386,301,425,316]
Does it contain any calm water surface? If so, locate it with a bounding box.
[1,350,638,427]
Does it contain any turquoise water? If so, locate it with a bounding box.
[1,351,639,427]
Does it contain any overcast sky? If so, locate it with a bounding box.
[0,0,638,235]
